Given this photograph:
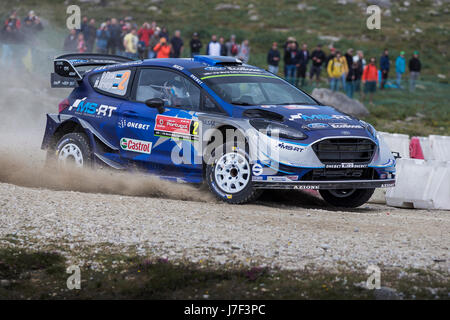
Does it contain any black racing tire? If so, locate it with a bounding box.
[53,132,93,169]
[206,142,262,204]
[319,188,375,208]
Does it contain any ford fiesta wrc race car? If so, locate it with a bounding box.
[42,53,396,207]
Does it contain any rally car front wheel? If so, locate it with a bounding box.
[53,133,93,169]
[206,143,262,204]
[319,188,375,208]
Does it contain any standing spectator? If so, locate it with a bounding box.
[1,26,14,66]
[170,30,184,58]
[362,57,378,105]
[63,29,78,52]
[159,27,169,41]
[123,28,138,59]
[344,48,354,72]
[380,49,390,89]
[409,51,421,92]
[225,34,238,57]
[395,51,406,89]
[219,37,227,56]
[352,50,365,92]
[148,27,161,58]
[327,51,347,91]
[267,42,280,74]
[138,22,153,59]
[297,43,309,87]
[345,62,359,98]
[5,11,21,31]
[80,16,89,39]
[309,44,326,86]
[237,39,250,63]
[85,18,96,52]
[206,35,221,56]
[77,33,87,53]
[95,23,110,54]
[153,37,171,58]
[284,40,300,86]
[108,18,122,55]
[189,32,202,57]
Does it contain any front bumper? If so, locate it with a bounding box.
[252,178,396,190]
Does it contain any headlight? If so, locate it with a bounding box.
[359,120,376,138]
[250,119,307,140]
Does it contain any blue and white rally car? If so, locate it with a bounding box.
[42,53,396,207]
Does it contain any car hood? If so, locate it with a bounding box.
[235,104,373,142]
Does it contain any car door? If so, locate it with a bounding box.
[118,67,203,182]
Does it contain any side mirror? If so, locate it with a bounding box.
[145,98,165,113]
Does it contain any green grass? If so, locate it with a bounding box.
[0,247,448,299]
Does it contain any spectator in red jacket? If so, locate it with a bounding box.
[138,22,153,59]
[362,57,378,105]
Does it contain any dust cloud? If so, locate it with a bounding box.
[0,65,213,203]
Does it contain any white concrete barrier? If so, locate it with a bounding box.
[378,132,410,159]
[386,159,450,210]
[429,135,450,161]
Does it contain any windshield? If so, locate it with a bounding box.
[203,75,318,106]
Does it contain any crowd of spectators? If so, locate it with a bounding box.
[62,15,251,63]
[266,37,422,103]
[1,10,423,99]
[0,10,43,66]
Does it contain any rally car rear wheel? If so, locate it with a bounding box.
[319,188,375,208]
[206,143,262,204]
[55,133,93,169]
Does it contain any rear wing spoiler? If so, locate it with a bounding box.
[51,53,135,88]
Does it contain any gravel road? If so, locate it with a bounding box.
[0,182,448,273]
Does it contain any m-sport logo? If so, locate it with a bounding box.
[120,138,152,154]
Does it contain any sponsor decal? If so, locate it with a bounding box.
[329,123,364,129]
[118,119,150,130]
[190,74,203,85]
[120,138,152,154]
[289,113,353,121]
[94,70,131,96]
[266,175,299,182]
[204,66,226,71]
[293,185,320,190]
[341,130,351,135]
[278,142,304,153]
[172,64,184,71]
[381,183,395,188]
[154,115,199,141]
[68,97,117,118]
[325,163,368,169]
[252,176,264,181]
[252,164,263,176]
[307,123,330,129]
[284,105,318,110]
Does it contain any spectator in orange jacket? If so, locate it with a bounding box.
[362,57,378,105]
[153,37,171,58]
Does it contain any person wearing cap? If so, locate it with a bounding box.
[395,51,406,89]
[190,32,202,57]
[409,51,421,92]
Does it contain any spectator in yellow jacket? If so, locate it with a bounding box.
[327,51,348,91]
